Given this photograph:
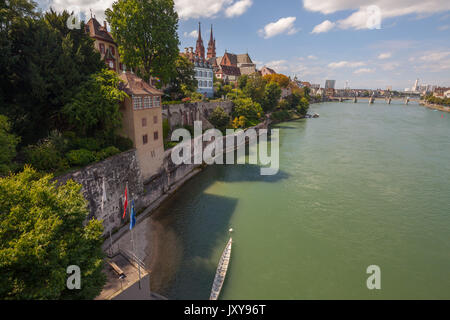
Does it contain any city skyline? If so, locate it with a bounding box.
[36,0,450,90]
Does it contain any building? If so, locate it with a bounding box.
[181,47,214,98]
[324,80,336,90]
[412,79,419,92]
[444,90,450,98]
[434,87,450,97]
[260,66,276,76]
[85,17,122,73]
[119,72,164,180]
[180,23,215,97]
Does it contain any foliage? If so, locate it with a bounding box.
[297,97,310,115]
[243,74,267,105]
[238,75,249,90]
[24,140,67,172]
[232,116,247,129]
[112,135,133,152]
[233,98,263,127]
[0,167,105,299]
[106,0,180,84]
[262,74,290,88]
[164,55,197,100]
[1,9,104,145]
[66,149,97,167]
[262,82,282,112]
[271,110,291,121]
[208,107,231,132]
[0,115,20,176]
[96,146,120,161]
[425,94,450,106]
[62,69,127,138]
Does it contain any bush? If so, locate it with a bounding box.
[96,146,120,161]
[66,149,96,167]
[233,97,264,125]
[271,110,291,121]
[73,137,103,151]
[208,107,231,131]
[113,135,134,152]
[24,142,63,172]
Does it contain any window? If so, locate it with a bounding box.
[108,60,114,69]
[209,81,212,88]
[142,118,147,127]
[153,115,158,124]
[199,80,203,87]
[153,131,159,140]
[99,43,105,54]
[144,96,152,108]
[110,46,115,56]
[153,96,160,107]
[143,134,148,145]
[119,63,123,70]
[133,96,142,110]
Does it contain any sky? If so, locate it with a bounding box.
[36,0,450,90]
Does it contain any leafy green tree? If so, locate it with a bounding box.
[297,97,310,115]
[262,81,281,112]
[238,75,249,90]
[0,115,20,176]
[106,0,179,83]
[165,55,197,100]
[243,74,267,105]
[208,107,231,132]
[62,69,127,138]
[233,97,263,127]
[1,9,104,145]
[0,167,105,299]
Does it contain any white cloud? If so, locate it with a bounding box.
[328,61,366,68]
[438,25,450,31]
[264,60,289,72]
[303,0,450,30]
[378,52,391,59]
[225,0,252,18]
[175,0,232,19]
[311,20,335,33]
[419,51,450,62]
[307,55,318,60]
[353,68,375,74]
[258,17,299,39]
[49,0,115,21]
[184,30,198,38]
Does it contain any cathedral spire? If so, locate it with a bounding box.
[207,24,216,59]
[195,22,205,59]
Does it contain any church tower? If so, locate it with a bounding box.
[195,22,205,59]
[207,24,216,59]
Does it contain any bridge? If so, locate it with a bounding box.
[329,96,420,105]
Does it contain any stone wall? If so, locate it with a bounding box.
[55,117,271,238]
[162,101,233,130]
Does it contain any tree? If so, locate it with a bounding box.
[298,97,310,115]
[263,74,290,88]
[208,107,230,132]
[106,0,180,83]
[238,75,249,90]
[233,97,263,127]
[0,167,105,299]
[165,55,197,100]
[262,81,281,112]
[0,115,20,176]
[243,74,267,105]
[0,9,104,145]
[62,69,127,138]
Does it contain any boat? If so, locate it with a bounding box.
[209,237,233,300]
[312,113,320,118]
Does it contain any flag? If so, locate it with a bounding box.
[129,200,136,230]
[101,178,107,213]
[122,185,128,219]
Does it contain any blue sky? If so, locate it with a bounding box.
[37,0,450,90]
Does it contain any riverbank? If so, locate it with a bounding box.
[420,101,450,112]
[99,119,272,298]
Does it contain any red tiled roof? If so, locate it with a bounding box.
[119,72,163,96]
[85,18,115,44]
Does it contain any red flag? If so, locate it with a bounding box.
[122,186,128,219]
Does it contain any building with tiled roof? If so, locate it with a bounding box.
[260,66,276,76]
[119,72,164,180]
[181,47,214,98]
[85,17,122,73]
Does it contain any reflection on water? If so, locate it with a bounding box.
[145,101,450,299]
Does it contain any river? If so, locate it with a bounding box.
[145,100,450,300]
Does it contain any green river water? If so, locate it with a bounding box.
[149,101,450,300]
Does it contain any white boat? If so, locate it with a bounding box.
[209,237,233,300]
